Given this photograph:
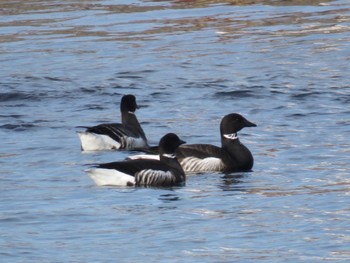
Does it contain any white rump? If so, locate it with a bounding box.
[77,132,121,151]
[86,168,135,186]
[127,154,159,161]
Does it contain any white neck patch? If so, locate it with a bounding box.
[128,111,135,114]
[223,133,238,140]
[162,153,176,159]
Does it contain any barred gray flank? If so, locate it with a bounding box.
[135,170,176,186]
[180,157,226,172]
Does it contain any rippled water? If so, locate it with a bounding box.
[1,0,350,262]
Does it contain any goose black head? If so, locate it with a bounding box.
[159,133,186,155]
[120,94,139,113]
[220,113,256,137]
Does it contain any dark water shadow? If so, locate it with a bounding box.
[218,173,249,192]
[159,193,181,203]
[0,122,42,132]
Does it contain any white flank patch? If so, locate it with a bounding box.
[127,154,159,161]
[181,157,225,173]
[86,168,135,186]
[77,132,121,151]
[123,136,147,150]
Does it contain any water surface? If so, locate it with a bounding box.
[1,0,350,262]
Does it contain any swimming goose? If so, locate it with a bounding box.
[128,113,256,173]
[177,113,256,173]
[87,133,186,187]
[77,94,148,151]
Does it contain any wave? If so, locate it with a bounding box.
[0,92,41,102]
[214,85,266,99]
[0,123,38,131]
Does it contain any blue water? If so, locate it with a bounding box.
[1,0,350,262]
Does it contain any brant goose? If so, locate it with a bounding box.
[77,94,148,151]
[87,133,186,187]
[177,113,256,173]
[128,113,256,173]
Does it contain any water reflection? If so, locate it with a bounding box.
[218,173,248,191]
[158,193,181,202]
[153,0,332,7]
[0,0,335,16]
[157,193,181,210]
[1,0,349,45]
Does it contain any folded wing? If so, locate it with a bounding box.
[176,144,227,173]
